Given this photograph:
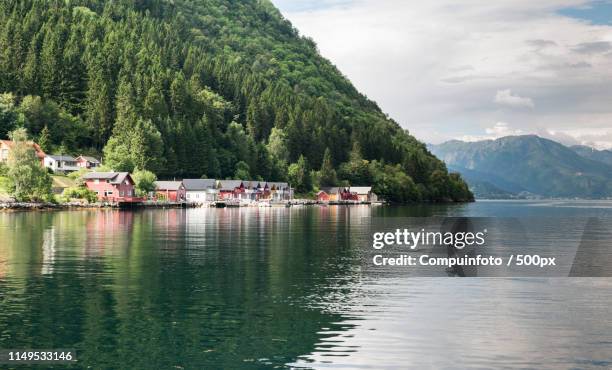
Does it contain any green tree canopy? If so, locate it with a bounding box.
[133,168,157,197]
[319,147,337,187]
[0,0,473,203]
[288,155,311,194]
[6,127,53,202]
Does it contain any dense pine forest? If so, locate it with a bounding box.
[0,0,472,202]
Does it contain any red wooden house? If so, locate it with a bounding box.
[83,172,141,203]
[316,190,330,202]
[154,181,186,202]
[342,189,359,201]
[218,180,245,200]
[317,187,358,202]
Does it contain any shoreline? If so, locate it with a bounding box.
[0,200,391,211]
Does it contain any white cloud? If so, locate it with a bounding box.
[541,128,612,149]
[456,125,612,150]
[494,89,535,108]
[458,122,524,142]
[272,0,612,149]
[486,122,524,136]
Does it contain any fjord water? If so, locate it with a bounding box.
[0,201,611,369]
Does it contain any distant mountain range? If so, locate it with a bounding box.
[429,135,612,199]
[570,145,612,167]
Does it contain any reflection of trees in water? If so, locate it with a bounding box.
[0,208,364,368]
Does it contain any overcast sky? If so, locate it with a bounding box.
[271,0,612,149]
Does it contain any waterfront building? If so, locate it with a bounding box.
[217,180,245,200]
[155,181,187,202]
[349,187,378,202]
[83,172,139,203]
[183,179,217,203]
[268,182,292,201]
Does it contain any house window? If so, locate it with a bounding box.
[94,179,100,184]
[120,191,124,196]
[0,149,8,161]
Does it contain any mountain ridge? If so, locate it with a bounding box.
[570,145,612,167]
[429,135,612,199]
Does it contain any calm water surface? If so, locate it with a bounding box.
[0,200,611,369]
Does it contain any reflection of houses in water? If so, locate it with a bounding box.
[85,211,135,257]
[41,227,56,275]
[149,209,187,251]
[182,207,297,262]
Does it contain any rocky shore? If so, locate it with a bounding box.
[0,201,96,210]
[0,201,190,211]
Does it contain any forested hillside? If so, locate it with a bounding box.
[0,0,472,202]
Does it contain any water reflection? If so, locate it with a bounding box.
[0,208,366,369]
[0,202,611,369]
[41,227,55,275]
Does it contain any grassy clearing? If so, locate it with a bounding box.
[52,175,77,189]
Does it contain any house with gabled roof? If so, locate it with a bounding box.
[76,156,101,169]
[0,139,46,166]
[83,172,140,203]
[44,154,79,173]
[268,182,292,201]
[317,187,361,202]
[243,180,268,201]
[349,186,377,202]
[217,180,245,200]
[317,187,342,202]
[183,179,217,203]
[155,181,186,202]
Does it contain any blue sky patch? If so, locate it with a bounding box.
[558,1,612,25]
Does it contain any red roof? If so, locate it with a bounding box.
[0,140,46,159]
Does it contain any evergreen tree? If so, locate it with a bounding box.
[0,0,472,203]
[85,57,113,147]
[104,118,164,173]
[38,125,51,152]
[0,93,17,138]
[22,36,40,93]
[319,147,337,187]
[40,25,63,99]
[143,87,168,125]
[59,32,86,113]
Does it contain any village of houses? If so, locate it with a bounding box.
[1,139,380,208]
